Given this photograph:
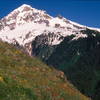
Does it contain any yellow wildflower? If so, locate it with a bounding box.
[0,76,4,82]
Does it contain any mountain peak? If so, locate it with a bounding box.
[16,4,34,12]
[20,4,32,8]
[14,4,33,12]
[0,4,100,51]
[15,4,46,14]
[1,4,51,30]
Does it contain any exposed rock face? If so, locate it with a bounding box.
[0,4,100,61]
[0,4,89,56]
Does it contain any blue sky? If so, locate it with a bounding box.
[0,0,100,28]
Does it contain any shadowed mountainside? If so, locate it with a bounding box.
[47,29,100,100]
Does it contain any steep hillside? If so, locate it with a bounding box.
[0,41,89,100]
[47,29,100,100]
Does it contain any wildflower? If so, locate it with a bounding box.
[0,76,4,82]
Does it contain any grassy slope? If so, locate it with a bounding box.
[0,41,89,100]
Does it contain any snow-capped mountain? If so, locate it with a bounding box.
[0,4,99,56]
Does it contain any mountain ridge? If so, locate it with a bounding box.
[0,4,100,100]
[0,4,99,57]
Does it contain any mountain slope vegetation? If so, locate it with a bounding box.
[47,29,100,100]
[0,41,89,100]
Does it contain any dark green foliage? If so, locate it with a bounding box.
[47,29,100,100]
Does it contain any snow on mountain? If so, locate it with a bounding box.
[0,4,99,55]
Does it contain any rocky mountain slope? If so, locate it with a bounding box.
[0,4,93,57]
